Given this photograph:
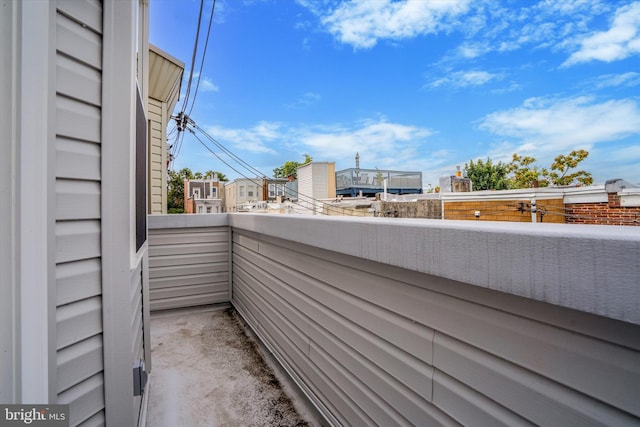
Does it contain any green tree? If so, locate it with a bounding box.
[545,149,593,186]
[504,150,593,189]
[464,158,510,190]
[204,170,229,181]
[506,153,549,188]
[273,154,312,179]
[168,167,194,213]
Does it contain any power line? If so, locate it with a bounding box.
[188,0,217,116]
[180,0,205,114]
[190,123,355,215]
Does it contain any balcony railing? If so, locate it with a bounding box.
[148,213,640,426]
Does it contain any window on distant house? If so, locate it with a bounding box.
[269,184,275,198]
[198,205,203,213]
[277,184,284,196]
[239,186,245,197]
[206,206,211,213]
[248,186,254,198]
[211,187,217,198]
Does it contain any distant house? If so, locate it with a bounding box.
[184,179,224,214]
[297,162,336,214]
[148,45,184,214]
[225,178,262,212]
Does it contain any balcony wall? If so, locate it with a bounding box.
[148,214,640,426]
[148,215,230,311]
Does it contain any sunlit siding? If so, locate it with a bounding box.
[231,227,640,426]
[148,98,165,214]
[54,0,105,424]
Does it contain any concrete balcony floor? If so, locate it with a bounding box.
[146,305,317,426]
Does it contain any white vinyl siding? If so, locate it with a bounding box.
[230,224,640,426]
[148,220,230,311]
[54,0,105,424]
[148,98,165,214]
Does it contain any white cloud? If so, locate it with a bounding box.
[479,96,640,153]
[200,77,219,92]
[319,0,471,49]
[592,71,640,88]
[203,117,440,184]
[298,119,433,162]
[426,70,501,89]
[563,1,640,66]
[205,121,280,153]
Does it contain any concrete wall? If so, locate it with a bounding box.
[375,199,441,218]
[229,214,640,426]
[148,215,230,311]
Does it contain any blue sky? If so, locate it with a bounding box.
[150,0,640,187]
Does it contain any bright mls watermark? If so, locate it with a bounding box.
[0,405,68,427]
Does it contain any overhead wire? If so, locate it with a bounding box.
[180,0,205,114]
[190,123,361,216]
[188,0,217,116]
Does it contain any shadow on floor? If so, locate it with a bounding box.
[146,305,312,427]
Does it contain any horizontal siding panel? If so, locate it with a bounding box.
[150,282,229,301]
[56,258,101,306]
[248,232,640,417]
[148,100,162,116]
[149,242,225,257]
[232,293,363,426]
[56,53,101,106]
[150,293,227,311]
[56,12,102,70]
[56,296,102,350]
[57,95,101,143]
[56,137,101,180]
[433,370,533,427]
[149,226,227,235]
[149,271,228,290]
[149,229,228,245]
[310,321,441,427]
[149,251,227,268]
[77,410,105,427]
[148,261,227,279]
[56,220,101,263]
[148,225,229,310]
[233,279,309,355]
[233,240,433,365]
[433,333,639,426]
[232,232,458,426]
[57,373,104,426]
[234,252,433,400]
[56,179,100,220]
[57,335,103,394]
[57,0,102,34]
[310,340,403,426]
